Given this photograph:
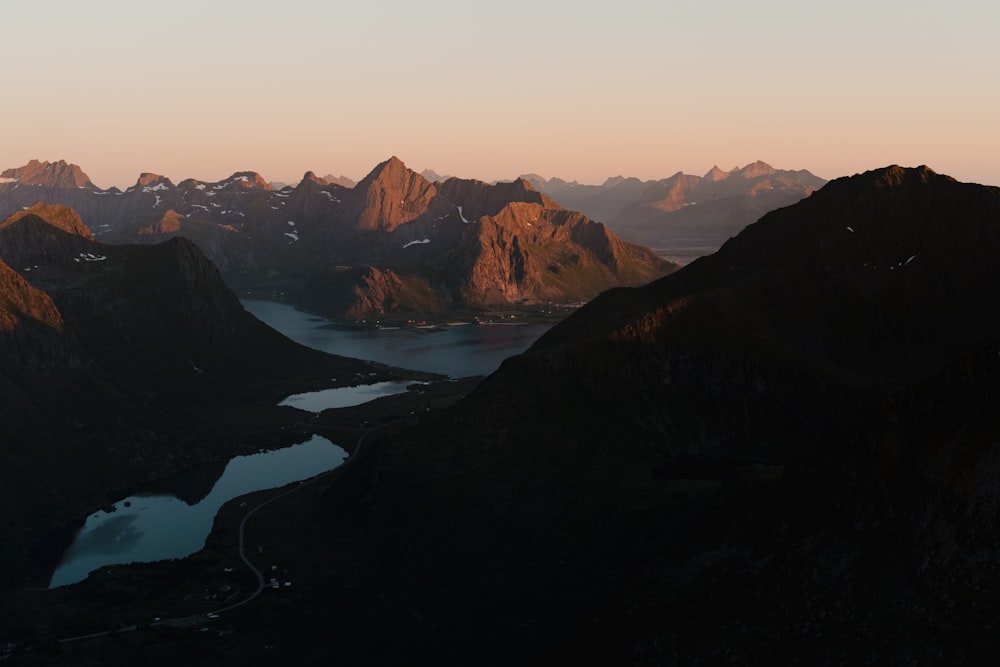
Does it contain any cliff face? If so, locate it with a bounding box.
[298,265,449,319]
[0,159,93,189]
[347,156,443,232]
[448,202,669,306]
[315,166,1000,663]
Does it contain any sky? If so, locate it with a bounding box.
[3,0,998,189]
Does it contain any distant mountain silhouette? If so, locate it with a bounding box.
[320,173,357,188]
[524,161,826,262]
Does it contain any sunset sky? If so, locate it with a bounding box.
[4,0,997,188]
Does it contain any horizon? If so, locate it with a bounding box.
[3,1,997,189]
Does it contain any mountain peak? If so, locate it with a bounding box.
[704,165,731,181]
[351,157,437,231]
[302,171,329,186]
[360,156,417,185]
[1,159,93,189]
[136,173,174,189]
[734,160,777,179]
[512,176,541,193]
[225,171,271,190]
[872,164,942,187]
[0,202,94,241]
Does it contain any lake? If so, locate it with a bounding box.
[49,436,347,588]
[279,380,416,413]
[241,299,551,378]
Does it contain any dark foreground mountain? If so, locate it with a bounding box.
[0,158,676,320]
[0,204,424,589]
[525,161,825,262]
[278,165,1000,664]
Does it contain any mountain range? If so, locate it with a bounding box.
[5,162,1000,664]
[0,158,676,320]
[523,160,826,262]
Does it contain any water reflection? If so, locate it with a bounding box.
[63,514,143,557]
[49,435,346,588]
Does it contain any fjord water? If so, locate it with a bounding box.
[241,299,551,378]
[49,436,347,588]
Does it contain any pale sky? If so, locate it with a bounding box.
[3,0,998,188]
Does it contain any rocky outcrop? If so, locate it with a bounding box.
[299,265,448,318]
[0,159,93,189]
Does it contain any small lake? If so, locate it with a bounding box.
[49,436,346,588]
[241,299,551,378]
[279,380,414,413]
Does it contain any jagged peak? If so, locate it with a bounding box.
[136,173,174,189]
[1,159,93,189]
[225,171,271,190]
[301,171,329,186]
[734,160,777,179]
[0,202,94,241]
[512,177,541,193]
[358,156,424,188]
[602,175,630,187]
[704,165,731,181]
[321,174,357,188]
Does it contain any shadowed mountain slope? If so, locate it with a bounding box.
[304,165,1000,664]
